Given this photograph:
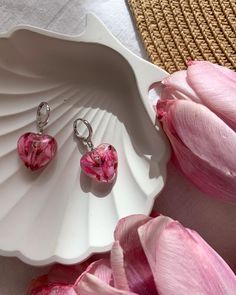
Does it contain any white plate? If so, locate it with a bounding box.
[0,14,170,266]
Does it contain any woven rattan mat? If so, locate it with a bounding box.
[128,0,236,73]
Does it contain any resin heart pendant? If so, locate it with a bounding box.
[17,102,57,171]
[17,132,57,171]
[73,118,118,183]
[80,143,118,182]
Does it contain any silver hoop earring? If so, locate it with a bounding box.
[17,102,57,171]
[73,118,118,183]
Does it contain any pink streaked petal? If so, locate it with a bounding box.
[187,61,236,130]
[188,60,236,82]
[76,259,113,287]
[137,215,172,280]
[28,258,106,294]
[28,284,77,295]
[159,99,236,201]
[114,215,158,294]
[28,255,111,295]
[139,217,236,294]
[46,255,109,285]
[166,118,236,202]
[162,70,200,102]
[161,86,195,102]
[111,241,130,291]
[156,99,176,120]
[75,273,137,295]
[47,264,87,285]
[172,100,236,173]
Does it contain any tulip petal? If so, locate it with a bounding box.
[172,100,236,172]
[75,273,137,295]
[111,241,130,290]
[27,265,81,295]
[76,259,113,286]
[114,215,158,294]
[157,99,236,201]
[27,256,109,294]
[139,216,236,295]
[162,70,200,102]
[187,61,236,130]
[28,284,77,295]
[47,264,87,285]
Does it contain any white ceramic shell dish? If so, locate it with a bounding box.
[0,14,170,266]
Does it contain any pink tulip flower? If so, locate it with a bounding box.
[28,214,236,294]
[157,61,236,202]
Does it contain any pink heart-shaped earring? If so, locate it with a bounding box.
[17,102,57,171]
[73,118,118,183]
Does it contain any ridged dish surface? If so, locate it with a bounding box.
[0,14,170,265]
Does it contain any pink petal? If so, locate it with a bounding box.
[114,215,158,294]
[150,210,160,218]
[47,264,87,285]
[28,284,77,295]
[46,254,108,285]
[76,259,113,287]
[187,61,236,130]
[188,60,236,82]
[111,241,130,290]
[162,70,200,102]
[157,99,236,202]
[27,271,78,295]
[139,216,236,294]
[75,273,137,295]
[29,259,115,295]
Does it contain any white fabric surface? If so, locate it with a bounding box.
[0,1,235,294]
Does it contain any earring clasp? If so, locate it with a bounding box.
[73,118,94,150]
[36,102,50,134]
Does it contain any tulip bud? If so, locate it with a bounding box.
[162,61,236,131]
[157,98,236,202]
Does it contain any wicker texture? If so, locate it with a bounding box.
[128,0,236,73]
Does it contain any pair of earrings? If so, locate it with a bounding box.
[17,102,118,183]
